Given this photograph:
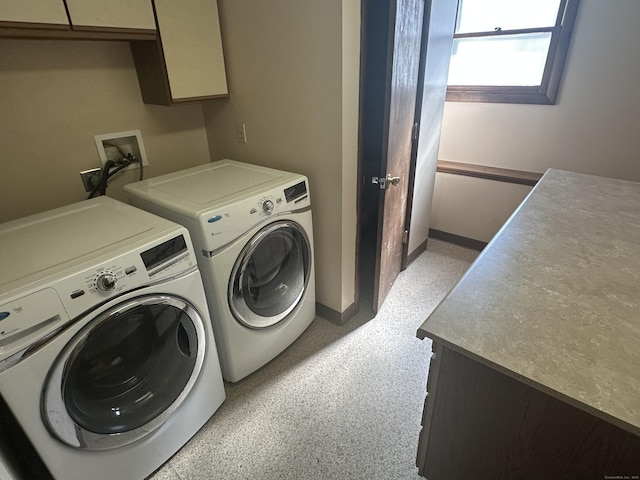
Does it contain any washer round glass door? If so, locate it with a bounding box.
[229,220,311,329]
[42,294,206,450]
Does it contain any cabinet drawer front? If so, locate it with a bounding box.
[154,0,228,100]
[0,0,68,25]
[65,0,156,31]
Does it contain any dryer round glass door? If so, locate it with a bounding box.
[42,295,206,450]
[229,220,311,329]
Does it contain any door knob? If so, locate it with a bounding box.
[372,174,401,189]
[386,174,401,187]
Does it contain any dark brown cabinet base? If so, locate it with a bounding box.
[417,343,640,480]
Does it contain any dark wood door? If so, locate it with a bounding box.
[373,0,425,311]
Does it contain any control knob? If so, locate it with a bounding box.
[96,273,117,292]
[262,199,274,215]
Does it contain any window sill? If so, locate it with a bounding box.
[436,160,542,186]
[446,87,555,105]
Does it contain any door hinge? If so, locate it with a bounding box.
[412,122,419,141]
[403,230,409,244]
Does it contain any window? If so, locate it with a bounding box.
[446,0,580,104]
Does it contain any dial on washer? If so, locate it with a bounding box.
[262,200,274,215]
[96,273,117,291]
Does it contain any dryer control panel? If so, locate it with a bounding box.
[199,176,311,252]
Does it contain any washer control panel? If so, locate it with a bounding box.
[59,233,195,319]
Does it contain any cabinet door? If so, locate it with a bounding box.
[153,0,228,100]
[0,0,68,26]
[65,0,155,31]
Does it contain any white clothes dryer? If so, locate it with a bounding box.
[124,159,316,382]
[0,197,225,480]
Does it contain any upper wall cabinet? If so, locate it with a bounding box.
[0,0,228,106]
[64,0,156,32]
[0,0,69,28]
[155,0,228,100]
[131,0,228,105]
[0,0,156,38]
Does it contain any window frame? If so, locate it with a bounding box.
[446,0,580,105]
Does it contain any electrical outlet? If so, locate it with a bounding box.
[80,168,102,193]
[236,123,247,144]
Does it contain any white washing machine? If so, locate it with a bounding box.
[124,159,316,382]
[0,197,225,480]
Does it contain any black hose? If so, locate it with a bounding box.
[86,154,143,199]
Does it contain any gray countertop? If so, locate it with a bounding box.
[418,169,640,436]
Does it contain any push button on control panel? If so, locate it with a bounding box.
[70,290,85,299]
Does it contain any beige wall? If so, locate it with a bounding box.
[340,0,360,312]
[0,39,211,223]
[203,0,360,314]
[433,0,640,242]
[431,174,532,242]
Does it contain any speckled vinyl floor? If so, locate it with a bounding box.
[150,239,478,480]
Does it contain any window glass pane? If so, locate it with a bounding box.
[456,0,561,33]
[448,32,552,86]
